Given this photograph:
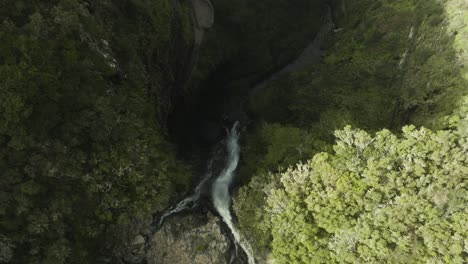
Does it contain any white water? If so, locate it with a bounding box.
[157,159,215,227]
[157,178,206,226]
[212,122,256,264]
[154,122,255,263]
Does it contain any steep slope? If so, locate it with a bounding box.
[0,1,194,263]
[1,0,466,263]
[234,0,468,261]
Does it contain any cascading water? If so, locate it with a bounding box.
[155,160,214,228]
[149,122,255,264]
[138,5,336,262]
[212,122,255,264]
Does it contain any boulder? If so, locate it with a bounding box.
[148,213,228,264]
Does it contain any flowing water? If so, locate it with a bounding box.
[155,159,214,228]
[212,122,255,264]
[151,122,255,263]
[149,8,336,261]
[140,4,338,262]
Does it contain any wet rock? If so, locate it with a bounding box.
[148,213,228,264]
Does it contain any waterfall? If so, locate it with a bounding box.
[212,122,256,264]
[151,122,255,263]
[156,175,209,227]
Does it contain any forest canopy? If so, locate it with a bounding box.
[0,0,192,262]
[0,0,467,263]
[267,125,467,263]
[234,0,468,262]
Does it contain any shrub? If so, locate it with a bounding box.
[267,126,467,263]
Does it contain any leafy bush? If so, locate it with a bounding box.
[234,123,329,256]
[235,0,468,262]
[267,126,467,263]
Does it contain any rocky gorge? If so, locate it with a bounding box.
[0,0,466,263]
[119,1,342,263]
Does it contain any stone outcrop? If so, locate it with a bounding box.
[148,213,229,264]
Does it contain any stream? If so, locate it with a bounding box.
[211,122,255,264]
[148,122,254,264]
[142,5,337,264]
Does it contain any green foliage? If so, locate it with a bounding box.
[398,0,468,129]
[237,2,468,259]
[0,1,193,263]
[249,0,468,133]
[234,123,330,255]
[234,172,275,257]
[298,0,413,128]
[266,126,467,263]
[240,123,329,181]
[232,2,468,264]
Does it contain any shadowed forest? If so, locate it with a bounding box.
[0,0,466,263]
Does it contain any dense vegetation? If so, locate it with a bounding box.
[234,0,467,262]
[0,1,193,263]
[0,0,334,262]
[267,126,467,263]
[1,0,466,263]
